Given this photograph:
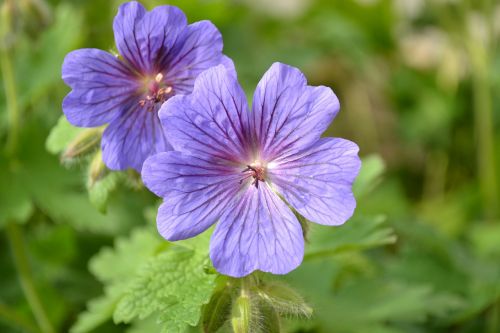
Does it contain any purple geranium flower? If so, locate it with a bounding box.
[142,63,361,277]
[62,1,232,171]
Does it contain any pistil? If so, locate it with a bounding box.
[138,72,173,111]
[239,162,266,188]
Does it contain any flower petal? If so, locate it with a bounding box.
[101,104,171,171]
[142,151,240,241]
[62,48,138,127]
[160,65,251,163]
[112,1,146,70]
[210,185,304,277]
[269,138,361,226]
[113,2,187,73]
[163,20,234,94]
[251,62,339,160]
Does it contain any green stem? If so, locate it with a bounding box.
[0,302,39,333]
[6,223,55,333]
[0,45,20,156]
[467,40,498,220]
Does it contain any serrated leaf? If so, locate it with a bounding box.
[45,116,84,154]
[70,286,123,333]
[74,228,216,333]
[305,215,396,260]
[71,229,162,333]
[114,244,216,331]
[89,227,163,285]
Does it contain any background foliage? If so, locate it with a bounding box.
[1,0,499,332]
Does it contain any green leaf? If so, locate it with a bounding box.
[73,228,216,333]
[16,5,84,109]
[114,244,216,331]
[88,171,123,213]
[304,215,396,260]
[45,116,84,155]
[353,154,385,198]
[89,228,163,285]
[0,157,34,227]
[70,286,122,333]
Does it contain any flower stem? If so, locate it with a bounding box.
[467,37,498,221]
[6,223,55,333]
[0,45,20,156]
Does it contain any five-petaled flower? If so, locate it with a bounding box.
[62,1,232,171]
[142,63,361,277]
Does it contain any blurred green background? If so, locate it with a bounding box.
[1,0,500,332]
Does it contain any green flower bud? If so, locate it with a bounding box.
[61,127,103,163]
[88,150,108,188]
[18,0,52,38]
[0,0,21,50]
[231,292,252,333]
[257,281,312,318]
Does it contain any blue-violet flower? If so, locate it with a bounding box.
[142,63,361,277]
[62,1,232,171]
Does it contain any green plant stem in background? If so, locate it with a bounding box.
[0,46,20,156]
[467,41,498,220]
[0,302,39,333]
[6,223,55,333]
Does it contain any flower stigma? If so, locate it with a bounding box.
[239,161,266,189]
[138,72,173,111]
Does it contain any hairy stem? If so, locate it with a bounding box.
[6,223,55,333]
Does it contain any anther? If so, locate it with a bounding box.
[155,72,163,83]
[240,164,265,188]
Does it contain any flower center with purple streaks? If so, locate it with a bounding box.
[239,161,266,189]
[138,73,173,112]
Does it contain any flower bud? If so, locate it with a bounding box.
[0,0,21,50]
[257,281,312,318]
[61,127,103,163]
[87,150,108,188]
[18,0,52,38]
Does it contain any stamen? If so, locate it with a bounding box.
[138,73,173,111]
[239,163,266,188]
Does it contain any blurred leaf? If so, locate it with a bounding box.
[88,172,123,213]
[353,154,386,198]
[305,215,396,260]
[1,118,140,234]
[469,223,500,257]
[46,116,84,155]
[0,157,34,227]
[89,228,162,285]
[71,286,122,333]
[15,4,84,109]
